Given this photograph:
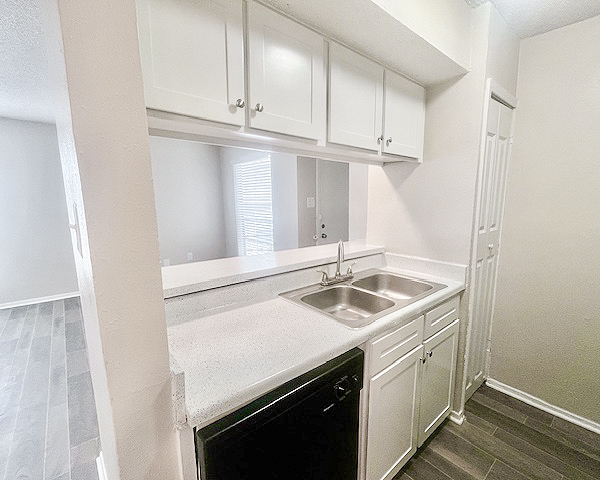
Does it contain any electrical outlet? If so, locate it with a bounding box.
[163,258,171,267]
[306,196,315,208]
[187,252,193,262]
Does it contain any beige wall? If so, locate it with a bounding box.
[490,15,600,424]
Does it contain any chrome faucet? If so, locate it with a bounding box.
[335,240,344,277]
[318,240,356,286]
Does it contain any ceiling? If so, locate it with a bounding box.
[0,0,54,123]
[468,0,600,38]
[2,0,600,124]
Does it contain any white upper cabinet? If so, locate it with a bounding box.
[247,2,326,140]
[328,43,425,160]
[137,1,425,162]
[328,42,383,152]
[137,0,245,126]
[382,70,425,159]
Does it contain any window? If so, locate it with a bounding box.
[233,156,274,256]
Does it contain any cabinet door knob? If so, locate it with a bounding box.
[386,137,393,146]
[426,351,433,358]
[235,99,245,108]
[255,103,264,112]
[420,356,426,364]
[377,135,384,145]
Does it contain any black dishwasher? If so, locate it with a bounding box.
[196,347,364,480]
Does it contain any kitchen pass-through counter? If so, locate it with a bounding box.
[167,260,465,430]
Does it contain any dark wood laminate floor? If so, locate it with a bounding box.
[0,298,100,480]
[396,384,600,480]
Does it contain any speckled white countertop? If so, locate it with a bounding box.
[167,266,465,429]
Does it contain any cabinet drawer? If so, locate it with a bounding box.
[424,296,459,339]
[370,316,423,374]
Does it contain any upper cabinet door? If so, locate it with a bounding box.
[137,0,245,126]
[383,70,426,160]
[328,43,383,151]
[247,2,326,140]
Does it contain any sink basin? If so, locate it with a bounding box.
[352,273,435,300]
[281,269,447,329]
[300,285,395,328]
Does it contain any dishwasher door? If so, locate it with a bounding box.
[196,348,364,480]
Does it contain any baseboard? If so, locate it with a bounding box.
[96,451,108,480]
[486,378,600,435]
[449,410,465,425]
[0,291,79,310]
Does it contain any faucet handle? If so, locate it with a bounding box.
[346,261,357,276]
[316,269,329,284]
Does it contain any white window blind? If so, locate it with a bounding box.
[233,156,274,256]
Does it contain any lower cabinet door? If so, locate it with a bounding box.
[366,345,423,480]
[418,319,459,446]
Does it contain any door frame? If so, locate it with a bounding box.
[463,79,517,403]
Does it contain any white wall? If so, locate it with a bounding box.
[271,153,299,251]
[372,0,472,68]
[349,163,369,242]
[486,4,521,97]
[46,0,181,477]
[366,6,489,266]
[149,137,226,265]
[0,117,78,306]
[366,3,520,414]
[490,15,600,424]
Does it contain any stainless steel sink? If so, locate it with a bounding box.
[300,285,395,327]
[281,269,447,329]
[352,273,438,300]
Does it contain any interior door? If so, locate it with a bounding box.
[465,98,513,399]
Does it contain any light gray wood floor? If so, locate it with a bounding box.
[0,297,100,480]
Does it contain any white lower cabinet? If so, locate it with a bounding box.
[418,319,459,446]
[366,345,422,480]
[363,296,460,480]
